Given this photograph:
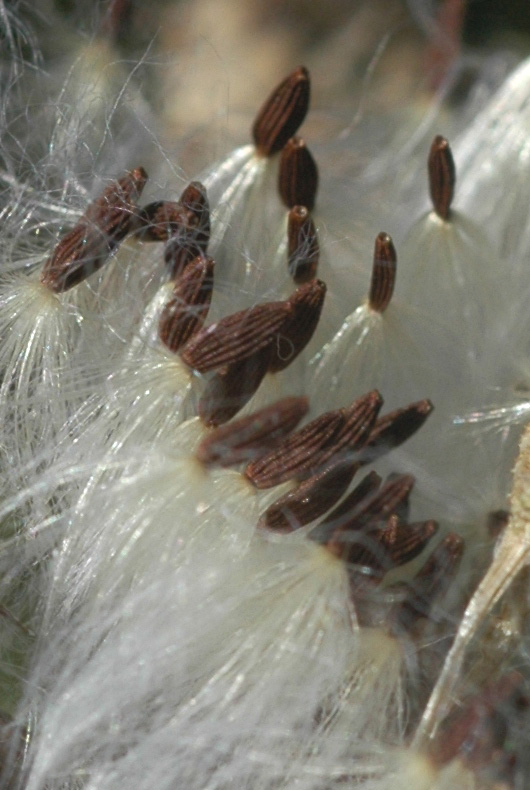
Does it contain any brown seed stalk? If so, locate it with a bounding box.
[196,396,309,467]
[269,279,326,373]
[368,232,397,313]
[359,399,434,464]
[428,134,456,220]
[258,457,360,533]
[198,346,272,427]
[287,206,319,283]
[41,167,148,293]
[181,301,292,373]
[158,257,215,353]
[252,66,310,157]
[278,137,318,210]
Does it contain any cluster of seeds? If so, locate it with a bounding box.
[0,61,529,790]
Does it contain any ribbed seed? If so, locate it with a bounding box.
[278,137,318,210]
[309,471,382,545]
[163,208,207,280]
[258,458,360,533]
[380,517,439,567]
[328,391,383,459]
[198,346,272,427]
[245,409,345,489]
[158,257,215,353]
[132,201,187,242]
[360,399,434,464]
[41,166,147,293]
[181,301,292,373]
[428,134,455,221]
[324,474,416,558]
[368,232,397,313]
[252,66,310,157]
[287,206,319,283]
[178,181,210,250]
[196,396,309,467]
[269,279,326,372]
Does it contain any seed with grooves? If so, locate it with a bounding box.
[179,181,210,246]
[198,346,272,427]
[308,471,382,546]
[132,201,188,242]
[324,474,416,558]
[368,232,397,313]
[359,399,434,464]
[287,206,319,283]
[163,208,208,280]
[245,409,345,489]
[181,301,292,373]
[327,391,383,460]
[252,67,310,157]
[428,134,455,221]
[269,279,326,373]
[379,517,439,567]
[158,257,215,353]
[340,518,438,574]
[41,167,148,293]
[278,137,319,210]
[258,458,360,533]
[196,396,309,467]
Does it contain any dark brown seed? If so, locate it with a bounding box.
[309,471,382,547]
[132,201,188,242]
[396,532,464,628]
[380,517,439,567]
[41,167,148,293]
[278,137,319,210]
[252,66,310,157]
[368,232,397,313]
[158,257,215,353]
[258,458,360,532]
[359,399,434,464]
[164,208,207,280]
[428,134,455,221]
[198,346,272,427]
[430,671,526,770]
[269,279,326,373]
[343,519,438,577]
[287,205,319,283]
[245,409,345,489]
[196,396,309,467]
[181,301,292,373]
[329,391,384,459]
[324,474,416,559]
[178,181,210,249]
